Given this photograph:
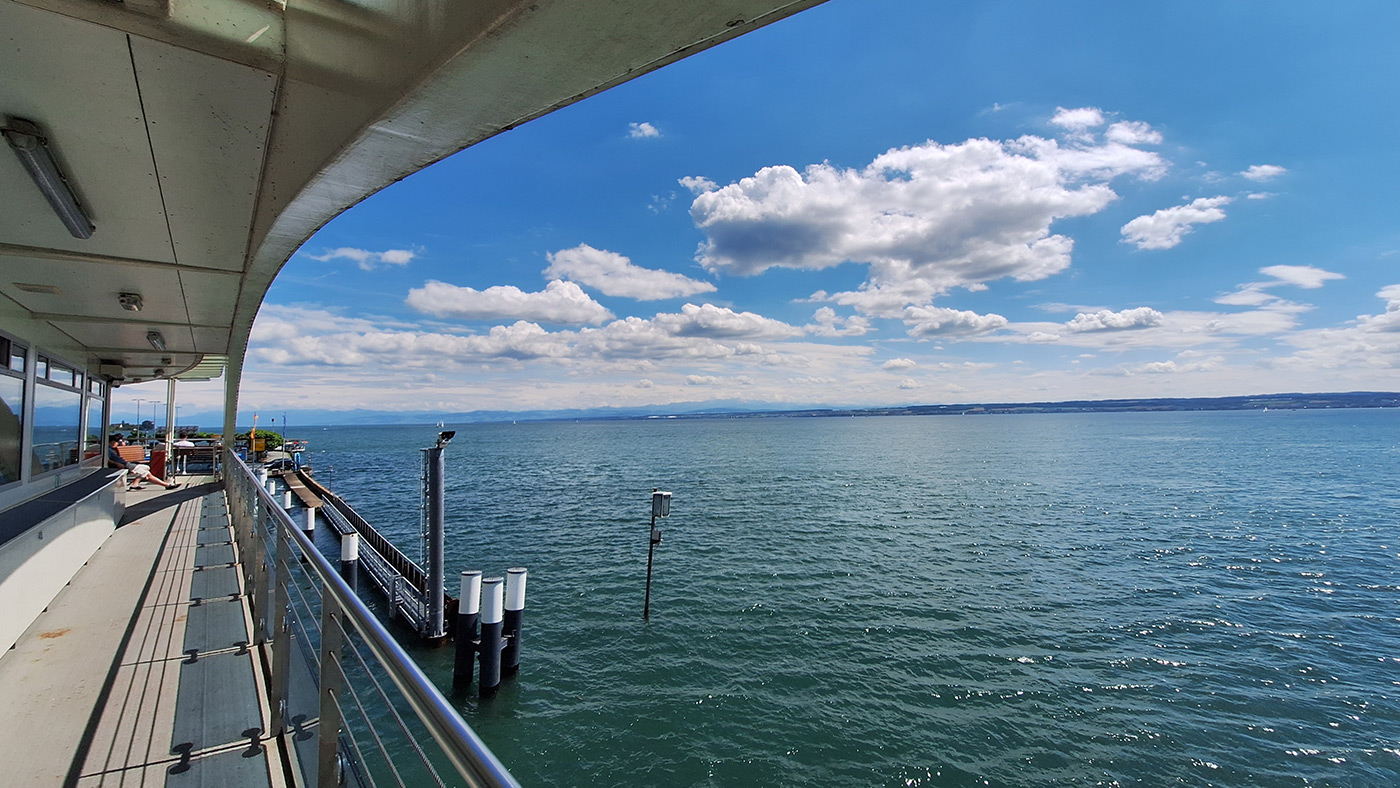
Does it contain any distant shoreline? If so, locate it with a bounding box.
[253,391,1400,429]
[633,391,1400,422]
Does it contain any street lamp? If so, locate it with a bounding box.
[643,488,672,620]
[133,398,147,440]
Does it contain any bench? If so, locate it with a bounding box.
[112,445,148,485]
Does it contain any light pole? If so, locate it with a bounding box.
[643,488,671,620]
[133,398,145,440]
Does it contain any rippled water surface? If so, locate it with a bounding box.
[303,410,1400,786]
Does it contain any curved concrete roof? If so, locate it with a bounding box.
[0,0,824,425]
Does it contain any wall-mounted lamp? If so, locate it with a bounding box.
[118,292,143,312]
[147,330,167,351]
[2,117,94,239]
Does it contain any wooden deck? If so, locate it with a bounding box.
[0,478,288,787]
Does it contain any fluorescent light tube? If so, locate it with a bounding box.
[3,117,95,239]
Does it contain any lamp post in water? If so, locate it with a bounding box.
[643,488,671,620]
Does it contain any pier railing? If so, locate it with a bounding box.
[224,450,519,788]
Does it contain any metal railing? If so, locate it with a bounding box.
[224,450,519,788]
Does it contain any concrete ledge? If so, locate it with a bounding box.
[0,471,124,654]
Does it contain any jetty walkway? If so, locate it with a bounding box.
[0,477,285,787]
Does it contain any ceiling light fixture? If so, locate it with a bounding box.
[147,330,167,352]
[118,292,143,312]
[2,117,95,239]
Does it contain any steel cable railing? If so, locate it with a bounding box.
[225,450,519,788]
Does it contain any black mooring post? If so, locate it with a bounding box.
[643,489,671,620]
[454,570,482,689]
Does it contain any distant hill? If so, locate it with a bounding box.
[233,391,1399,428]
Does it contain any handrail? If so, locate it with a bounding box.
[225,450,520,788]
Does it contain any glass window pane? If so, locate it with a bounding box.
[36,356,49,379]
[0,374,24,484]
[51,364,75,387]
[33,382,82,473]
[8,343,25,373]
[84,396,105,468]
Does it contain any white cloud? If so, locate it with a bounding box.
[806,306,872,337]
[544,244,716,300]
[679,176,718,194]
[628,122,660,139]
[310,247,417,271]
[898,378,921,390]
[650,303,804,340]
[903,305,1009,337]
[1050,106,1105,130]
[689,124,1166,314]
[1105,121,1162,145]
[1241,164,1287,182]
[1215,265,1344,307]
[1258,265,1344,289]
[1065,307,1164,332]
[1246,192,1274,200]
[686,375,722,386]
[1120,196,1231,250]
[882,357,916,371]
[405,279,614,325]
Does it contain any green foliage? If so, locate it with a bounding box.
[238,429,284,451]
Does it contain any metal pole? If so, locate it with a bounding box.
[317,592,346,788]
[424,444,447,640]
[502,568,526,677]
[643,509,658,621]
[270,518,293,735]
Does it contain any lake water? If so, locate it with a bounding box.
[298,409,1400,787]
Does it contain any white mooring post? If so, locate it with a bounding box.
[283,490,292,509]
[339,532,359,588]
[454,570,483,689]
[478,576,504,697]
[503,568,527,677]
[304,506,315,534]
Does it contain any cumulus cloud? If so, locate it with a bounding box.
[679,176,718,194]
[1258,264,1344,289]
[882,357,916,371]
[628,122,660,139]
[806,306,872,337]
[903,305,1009,337]
[1050,106,1105,130]
[688,117,1166,317]
[1065,307,1164,332]
[405,279,614,325]
[310,247,416,271]
[651,303,804,340]
[1241,164,1287,181]
[898,378,921,390]
[544,244,716,300]
[1120,196,1231,250]
[1105,121,1163,145]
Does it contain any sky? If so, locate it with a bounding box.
[116,1,1400,427]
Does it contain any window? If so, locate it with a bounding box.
[0,373,22,485]
[32,354,83,474]
[83,390,105,469]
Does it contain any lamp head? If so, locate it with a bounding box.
[436,430,456,448]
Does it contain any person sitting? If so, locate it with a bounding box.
[107,435,181,490]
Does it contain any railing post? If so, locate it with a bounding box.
[252,502,272,643]
[318,591,346,788]
[270,518,293,736]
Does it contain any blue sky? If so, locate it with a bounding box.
[121,1,1400,425]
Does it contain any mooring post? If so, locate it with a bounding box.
[339,531,359,588]
[304,506,315,534]
[644,489,671,620]
[503,568,527,677]
[454,570,483,689]
[479,576,504,697]
[422,431,454,641]
[282,489,292,510]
